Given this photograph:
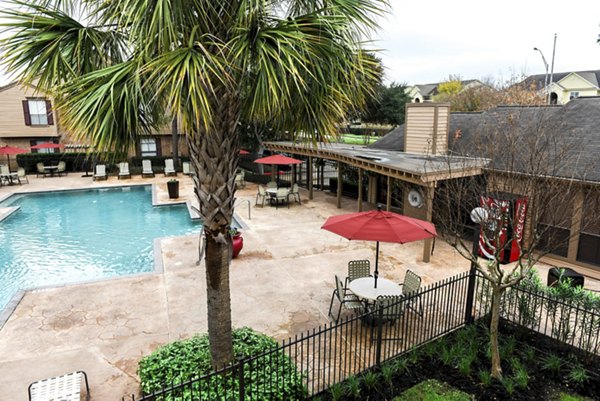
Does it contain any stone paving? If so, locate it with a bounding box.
[0,173,598,400]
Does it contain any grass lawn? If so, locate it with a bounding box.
[338,134,379,145]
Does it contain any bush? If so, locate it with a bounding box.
[138,327,306,400]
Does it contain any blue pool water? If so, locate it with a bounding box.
[0,186,200,311]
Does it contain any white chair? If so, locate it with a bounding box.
[17,167,29,184]
[288,183,301,204]
[235,170,245,188]
[28,370,90,401]
[182,161,193,176]
[56,161,67,176]
[93,164,107,181]
[142,159,154,177]
[328,275,364,323]
[118,162,131,179]
[255,185,267,207]
[164,158,176,176]
[274,187,290,209]
[267,181,277,189]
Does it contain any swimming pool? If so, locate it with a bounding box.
[0,186,200,311]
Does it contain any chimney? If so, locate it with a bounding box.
[404,102,450,155]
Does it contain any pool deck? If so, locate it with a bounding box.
[0,174,599,400]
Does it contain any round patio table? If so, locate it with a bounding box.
[348,277,402,301]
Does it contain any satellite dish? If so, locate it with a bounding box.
[408,189,424,208]
[470,207,489,224]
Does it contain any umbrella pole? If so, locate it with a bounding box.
[374,241,379,288]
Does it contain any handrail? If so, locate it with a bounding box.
[235,199,251,220]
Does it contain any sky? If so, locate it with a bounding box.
[0,1,599,87]
[375,0,600,86]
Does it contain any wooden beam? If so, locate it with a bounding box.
[308,156,313,200]
[358,168,363,212]
[337,162,343,208]
[422,185,435,263]
[567,188,585,260]
[386,176,392,211]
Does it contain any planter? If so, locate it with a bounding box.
[167,180,179,199]
[232,233,244,258]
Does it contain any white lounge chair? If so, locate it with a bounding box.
[164,158,176,176]
[142,159,154,177]
[93,164,107,181]
[118,162,131,179]
[28,370,90,401]
[182,161,193,176]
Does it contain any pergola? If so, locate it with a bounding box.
[265,141,487,262]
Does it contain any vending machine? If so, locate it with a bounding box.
[478,192,528,264]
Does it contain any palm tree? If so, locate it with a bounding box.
[1,0,386,369]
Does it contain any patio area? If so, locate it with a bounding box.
[0,174,598,400]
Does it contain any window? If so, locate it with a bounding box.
[30,140,56,154]
[569,91,579,100]
[140,138,158,157]
[22,99,53,126]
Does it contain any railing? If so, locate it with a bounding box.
[124,271,482,400]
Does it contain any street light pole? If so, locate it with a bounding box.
[533,47,549,103]
[549,33,557,104]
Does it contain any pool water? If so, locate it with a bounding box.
[0,186,200,311]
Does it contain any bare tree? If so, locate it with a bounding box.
[431,103,600,379]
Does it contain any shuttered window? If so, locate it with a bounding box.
[23,99,54,126]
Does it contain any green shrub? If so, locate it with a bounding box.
[362,371,379,391]
[568,365,589,385]
[541,354,564,375]
[478,369,492,387]
[344,375,361,398]
[393,379,473,401]
[138,327,306,400]
[329,383,344,401]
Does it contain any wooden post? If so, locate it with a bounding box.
[358,168,363,212]
[567,188,584,260]
[337,162,343,208]
[386,176,392,211]
[308,156,313,200]
[422,185,435,263]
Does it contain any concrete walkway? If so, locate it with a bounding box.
[0,174,598,400]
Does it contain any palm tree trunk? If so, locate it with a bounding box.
[171,118,179,170]
[187,89,240,369]
[490,286,503,379]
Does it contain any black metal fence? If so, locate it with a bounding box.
[124,271,489,400]
[123,271,600,400]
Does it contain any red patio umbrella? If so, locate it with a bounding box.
[239,149,250,155]
[31,142,64,150]
[322,205,437,287]
[0,145,28,166]
[253,154,302,165]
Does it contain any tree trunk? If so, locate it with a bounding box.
[171,118,179,170]
[489,286,504,379]
[187,88,240,370]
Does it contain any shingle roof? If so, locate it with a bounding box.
[522,70,600,90]
[370,97,600,183]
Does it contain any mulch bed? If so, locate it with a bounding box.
[313,320,600,400]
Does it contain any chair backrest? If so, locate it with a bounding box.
[258,185,266,195]
[403,270,422,296]
[17,167,26,177]
[37,162,45,173]
[348,259,370,282]
[0,165,9,174]
[142,159,152,171]
[165,158,174,170]
[119,162,129,173]
[57,161,66,171]
[292,183,299,194]
[334,275,345,302]
[96,164,106,175]
[267,181,277,189]
[276,188,288,198]
[182,161,190,174]
[375,295,405,320]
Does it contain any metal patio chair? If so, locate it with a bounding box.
[328,274,364,323]
[56,161,67,176]
[345,259,371,287]
[288,183,301,203]
[255,185,267,207]
[17,167,28,184]
[28,370,90,401]
[399,269,423,316]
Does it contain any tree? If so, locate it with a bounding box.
[361,82,411,127]
[432,105,600,379]
[0,0,386,369]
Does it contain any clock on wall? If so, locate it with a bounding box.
[408,189,424,208]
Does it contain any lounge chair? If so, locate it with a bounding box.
[235,170,245,188]
[141,159,154,177]
[398,269,423,316]
[93,164,107,181]
[328,274,364,323]
[255,185,267,207]
[17,167,28,184]
[28,370,90,401]
[345,259,371,287]
[182,161,193,176]
[56,161,67,176]
[164,158,176,176]
[0,165,12,185]
[118,162,131,179]
[36,162,48,178]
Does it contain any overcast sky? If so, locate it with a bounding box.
[376,0,600,86]
[1,1,599,87]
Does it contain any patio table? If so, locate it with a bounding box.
[348,277,403,302]
[44,165,59,177]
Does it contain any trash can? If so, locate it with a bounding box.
[547,267,584,288]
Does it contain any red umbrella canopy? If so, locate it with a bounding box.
[0,145,28,155]
[321,209,436,244]
[254,154,302,165]
[239,149,250,155]
[31,142,64,150]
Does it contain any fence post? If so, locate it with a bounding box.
[237,357,245,401]
[464,225,479,324]
[375,303,384,366]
